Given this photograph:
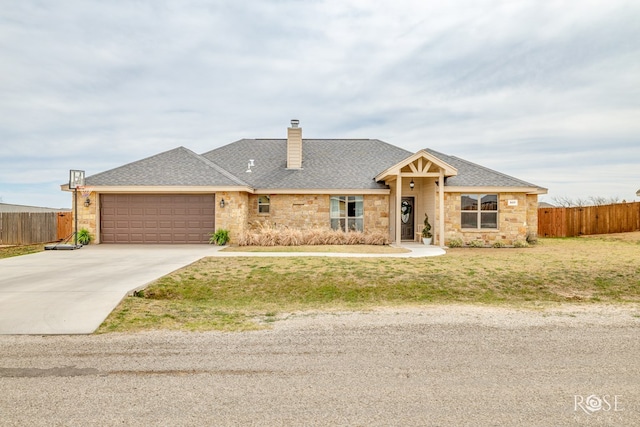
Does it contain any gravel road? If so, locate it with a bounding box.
[1,305,639,426]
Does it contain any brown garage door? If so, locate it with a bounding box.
[100,194,215,243]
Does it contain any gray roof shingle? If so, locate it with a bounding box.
[202,139,413,190]
[425,149,543,189]
[86,147,249,187]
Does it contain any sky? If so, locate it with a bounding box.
[1,0,639,209]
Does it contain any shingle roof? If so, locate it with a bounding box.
[85,147,249,187]
[425,148,543,189]
[82,140,544,192]
[202,139,413,190]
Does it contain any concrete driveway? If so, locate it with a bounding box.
[0,245,221,335]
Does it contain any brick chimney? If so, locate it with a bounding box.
[287,119,302,169]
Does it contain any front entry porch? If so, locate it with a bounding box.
[375,150,458,246]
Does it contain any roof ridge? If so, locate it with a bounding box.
[180,147,251,187]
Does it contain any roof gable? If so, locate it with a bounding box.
[375,150,458,182]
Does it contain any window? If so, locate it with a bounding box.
[461,194,498,229]
[258,195,270,214]
[330,196,363,232]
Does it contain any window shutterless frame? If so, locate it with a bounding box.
[461,194,498,229]
[258,195,270,214]
[330,196,364,232]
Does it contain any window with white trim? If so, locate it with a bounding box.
[330,196,363,232]
[461,194,498,229]
[258,195,270,214]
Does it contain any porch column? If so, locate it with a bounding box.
[396,174,402,244]
[439,169,445,246]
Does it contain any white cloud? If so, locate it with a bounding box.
[1,0,639,207]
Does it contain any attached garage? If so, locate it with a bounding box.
[100,194,215,243]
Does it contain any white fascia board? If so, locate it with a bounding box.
[443,186,548,195]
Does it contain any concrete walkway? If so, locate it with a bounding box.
[0,243,444,335]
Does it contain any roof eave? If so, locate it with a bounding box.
[61,185,254,193]
[253,188,390,195]
[443,185,548,195]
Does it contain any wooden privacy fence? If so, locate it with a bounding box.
[538,202,640,237]
[0,212,73,245]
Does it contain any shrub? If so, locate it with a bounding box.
[77,228,93,245]
[422,214,432,238]
[209,229,230,245]
[469,239,485,248]
[236,221,390,246]
[447,238,464,248]
[492,241,506,248]
[514,240,530,248]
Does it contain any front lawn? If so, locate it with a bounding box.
[99,234,640,333]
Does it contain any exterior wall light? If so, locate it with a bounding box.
[84,198,91,207]
[409,179,415,190]
[219,198,225,208]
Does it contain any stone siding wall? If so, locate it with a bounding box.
[440,192,538,245]
[215,191,248,243]
[526,194,539,239]
[74,191,98,243]
[246,194,389,235]
[247,194,330,229]
[363,194,389,235]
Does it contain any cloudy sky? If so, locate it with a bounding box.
[1,0,639,208]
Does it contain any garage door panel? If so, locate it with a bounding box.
[101,194,215,244]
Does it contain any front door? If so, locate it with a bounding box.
[400,197,414,240]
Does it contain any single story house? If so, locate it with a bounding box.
[65,120,547,246]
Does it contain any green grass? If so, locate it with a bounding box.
[0,244,44,259]
[98,234,640,333]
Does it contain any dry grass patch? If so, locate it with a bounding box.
[99,235,640,333]
[0,244,44,259]
[221,245,410,254]
[236,222,390,246]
